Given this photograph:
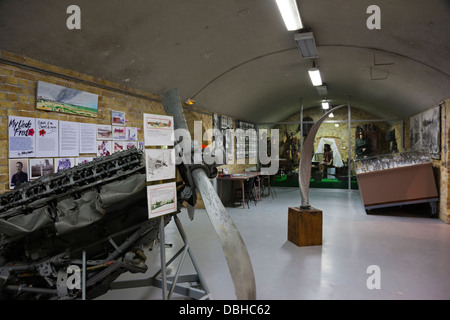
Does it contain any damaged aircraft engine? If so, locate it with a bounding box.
[0,147,203,300]
[0,89,256,300]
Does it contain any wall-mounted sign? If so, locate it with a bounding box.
[143,114,174,146]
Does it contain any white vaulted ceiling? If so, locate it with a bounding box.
[0,0,449,123]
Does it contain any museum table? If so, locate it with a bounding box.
[217,172,261,209]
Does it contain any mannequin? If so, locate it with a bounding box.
[319,144,333,178]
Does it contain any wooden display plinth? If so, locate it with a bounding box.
[288,207,322,247]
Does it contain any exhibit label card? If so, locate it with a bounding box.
[145,148,176,182]
[113,141,125,153]
[143,114,174,146]
[126,127,138,141]
[112,125,126,140]
[79,123,97,154]
[111,110,125,126]
[146,182,177,219]
[97,124,112,140]
[29,158,54,179]
[9,158,30,189]
[54,158,75,172]
[59,121,80,157]
[8,116,36,158]
[97,140,112,157]
[76,157,93,165]
[36,118,59,158]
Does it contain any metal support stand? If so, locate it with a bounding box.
[82,250,86,300]
[365,198,439,217]
[109,215,212,300]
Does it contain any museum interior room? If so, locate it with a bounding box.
[0,0,449,302]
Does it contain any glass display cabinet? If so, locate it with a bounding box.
[353,149,439,215]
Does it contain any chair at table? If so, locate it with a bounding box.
[234,177,257,209]
[261,175,277,198]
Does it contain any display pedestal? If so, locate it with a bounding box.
[288,207,322,247]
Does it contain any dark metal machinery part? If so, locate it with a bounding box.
[0,148,144,219]
[0,148,171,300]
[0,94,256,300]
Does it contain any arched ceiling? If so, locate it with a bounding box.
[0,0,449,123]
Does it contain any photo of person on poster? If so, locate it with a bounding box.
[9,159,29,189]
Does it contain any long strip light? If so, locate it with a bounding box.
[275,0,303,31]
[308,67,322,86]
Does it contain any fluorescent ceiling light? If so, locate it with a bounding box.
[316,85,328,96]
[275,0,303,31]
[322,101,329,109]
[309,68,322,86]
[294,32,317,58]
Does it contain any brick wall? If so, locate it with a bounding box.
[399,100,449,223]
[276,106,391,165]
[436,99,449,223]
[0,51,255,210]
[0,51,168,194]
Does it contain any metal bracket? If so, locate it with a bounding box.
[109,215,211,300]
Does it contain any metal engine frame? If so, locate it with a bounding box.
[0,147,209,300]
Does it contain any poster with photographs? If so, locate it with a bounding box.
[54,158,75,172]
[236,121,257,160]
[97,124,112,140]
[113,141,126,153]
[125,141,137,150]
[143,114,174,146]
[36,118,59,157]
[8,116,36,158]
[212,113,234,164]
[112,125,127,140]
[75,157,93,165]
[111,110,125,126]
[126,127,138,141]
[30,158,54,179]
[97,140,112,157]
[410,105,440,159]
[9,159,29,189]
[145,148,176,182]
[146,182,177,219]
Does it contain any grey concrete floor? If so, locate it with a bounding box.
[98,187,450,300]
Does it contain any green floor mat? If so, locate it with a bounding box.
[273,177,358,190]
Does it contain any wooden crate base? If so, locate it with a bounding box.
[288,207,322,247]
